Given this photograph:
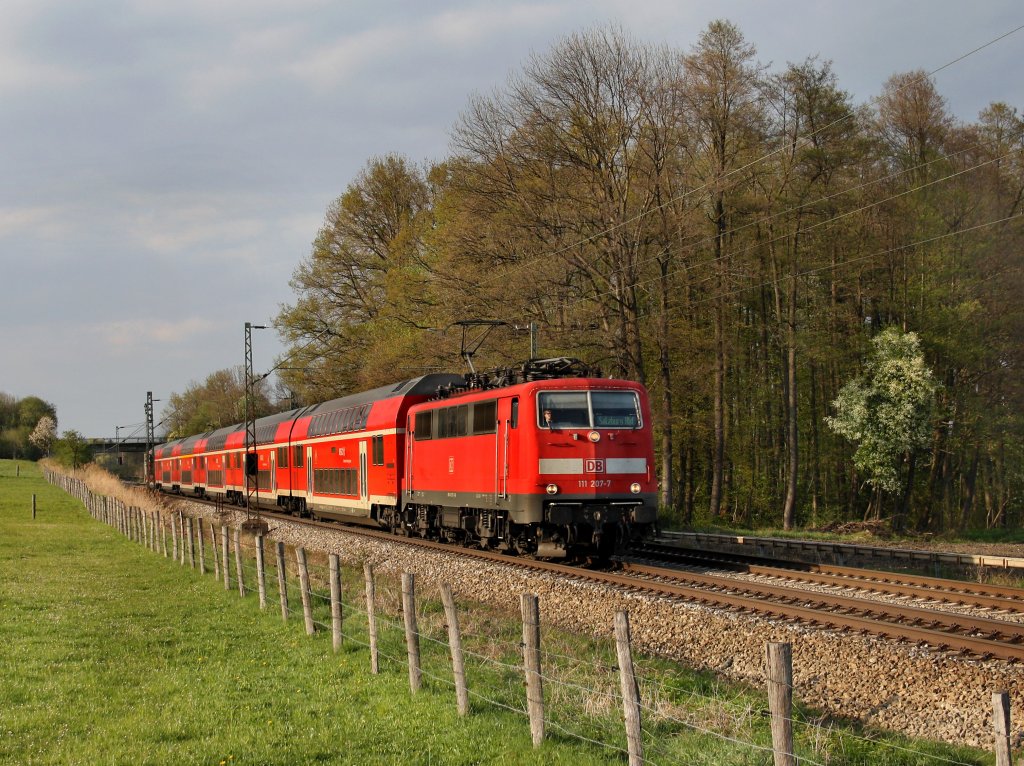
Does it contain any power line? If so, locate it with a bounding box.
[467,22,1024,291]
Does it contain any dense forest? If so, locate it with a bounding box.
[271,21,1023,533]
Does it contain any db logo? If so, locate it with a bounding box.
[584,459,605,473]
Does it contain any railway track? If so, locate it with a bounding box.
[633,540,1024,612]
[172,495,1024,662]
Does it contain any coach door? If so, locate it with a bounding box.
[495,396,519,502]
[359,440,368,502]
[306,447,313,498]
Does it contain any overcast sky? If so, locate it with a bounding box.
[2,0,1021,440]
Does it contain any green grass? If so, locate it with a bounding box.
[0,461,614,765]
[0,460,997,765]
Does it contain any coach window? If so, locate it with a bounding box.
[293,445,303,468]
[372,435,384,466]
[276,447,288,467]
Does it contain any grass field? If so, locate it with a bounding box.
[0,460,997,765]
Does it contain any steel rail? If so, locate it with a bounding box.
[636,542,1024,612]
[618,561,1024,644]
[167,496,1024,662]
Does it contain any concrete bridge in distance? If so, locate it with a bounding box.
[85,436,154,456]
[86,436,165,482]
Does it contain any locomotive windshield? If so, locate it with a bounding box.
[537,390,641,429]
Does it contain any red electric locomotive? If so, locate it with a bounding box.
[151,358,658,558]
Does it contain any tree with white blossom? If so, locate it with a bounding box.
[826,328,940,528]
[28,415,57,456]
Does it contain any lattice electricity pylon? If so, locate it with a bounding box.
[243,322,269,533]
[144,391,155,485]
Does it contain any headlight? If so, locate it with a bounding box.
[546,483,559,495]
[588,431,601,443]
[630,483,642,494]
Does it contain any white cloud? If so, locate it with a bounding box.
[0,206,67,239]
[0,52,86,93]
[425,3,565,46]
[119,197,271,256]
[0,0,82,91]
[288,24,412,91]
[92,317,216,350]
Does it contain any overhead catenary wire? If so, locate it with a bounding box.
[466,21,1024,294]
[555,148,1021,323]
[548,137,1017,317]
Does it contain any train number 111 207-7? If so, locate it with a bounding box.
[578,479,612,489]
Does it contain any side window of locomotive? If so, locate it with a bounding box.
[510,398,519,429]
[456,405,468,436]
[591,391,642,429]
[414,411,432,440]
[472,400,497,435]
[537,392,589,428]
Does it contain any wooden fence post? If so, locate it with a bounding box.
[210,521,220,580]
[221,525,230,591]
[364,563,379,674]
[440,584,469,716]
[234,528,245,597]
[186,517,196,569]
[295,547,315,635]
[615,610,644,766]
[255,534,267,609]
[402,572,421,693]
[521,593,544,747]
[196,518,206,574]
[329,554,343,652]
[993,691,1011,766]
[179,512,186,565]
[171,515,179,561]
[32,493,36,519]
[161,515,168,557]
[767,642,796,766]
[276,542,289,622]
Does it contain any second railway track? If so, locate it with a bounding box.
[631,540,1024,613]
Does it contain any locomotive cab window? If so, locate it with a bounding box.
[538,390,641,429]
[537,391,588,428]
[591,391,641,428]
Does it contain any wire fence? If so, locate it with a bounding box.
[47,469,1018,766]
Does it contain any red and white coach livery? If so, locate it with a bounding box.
[152,358,658,558]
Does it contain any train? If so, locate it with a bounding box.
[151,358,658,558]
